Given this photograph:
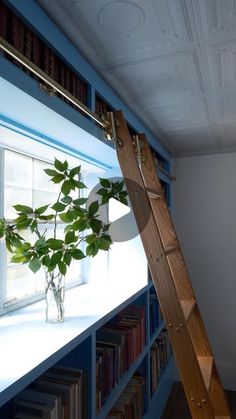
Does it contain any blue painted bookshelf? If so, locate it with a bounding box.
[0,282,174,418]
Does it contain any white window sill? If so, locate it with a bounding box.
[0,277,147,405]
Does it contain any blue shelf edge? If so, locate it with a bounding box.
[149,321,165,347]
[143,357,175,419]
[96,345,149,419]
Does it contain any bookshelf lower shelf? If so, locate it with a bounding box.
[0,281,175,419]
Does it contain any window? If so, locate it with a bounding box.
[0,128,107,314]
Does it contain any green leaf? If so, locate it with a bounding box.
[71,249,86,260]
[54,158,66,172]
[88,200,99,216]
[62,160,68,171]
[38,214,54,221]
[51,174,65,184]
[13,205,33,214]
[0,219,4,238]
[10,236,23,247]
[101,195,109,205]
[30,220,37,232]
[61,180,72,195]
[69,165,81,178]
[51,251,63,265]
[11,254,27,263]
[51,202,67,212]
[61,196,73,204]
[86,242,99,257]
[35,205,49,215]
[44,168,59,177]
[42,255,51,267]
[59,212,71,223]
[16,218,32,230]
[86,234,97,244]
[65,231,77,244]
[103,224,110,232]
[64,224,73,233]
[6,238,13,253]
[73,180,87,189]
[29,257,41,273]
[15,214,28,223]
[99,178,111,188]
[72,219,87,232]
[64,252,72,266]
[46,238,64,250]
[99,235,112,250]
[90,219,102,234]
[96,188,108,196]
[35,238,46,249]
[58,261,67,275]
[73,198,87,205]
[74,206,86,217]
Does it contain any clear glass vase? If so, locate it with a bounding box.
[45,270,65,323]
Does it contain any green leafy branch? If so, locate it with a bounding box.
[0,158,128,277]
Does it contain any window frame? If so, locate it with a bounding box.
[0,143,106,316]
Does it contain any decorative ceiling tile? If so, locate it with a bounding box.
[36,0,236,156]
[210,42,236,89]
[217,95,236,121]
[38,0,195,69]
[144,98,209,130]
[202,0,236,42]
[100,51,205,108]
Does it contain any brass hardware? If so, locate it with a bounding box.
[168,323,173,328]
[202,399,206,403]
[179,323,184,328]
[190,397,195,402]
[39,83,56,97]
[133,135,145,165]
[0,36,106,128]
[197,403,202,408]
[104,113,123,147]
[175,327,180,332]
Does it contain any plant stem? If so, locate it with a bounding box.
[54,192,61,239]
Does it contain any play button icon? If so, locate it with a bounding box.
[108,197,131,222]
[87,176,150,243]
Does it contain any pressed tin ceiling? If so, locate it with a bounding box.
[37,0,236,157]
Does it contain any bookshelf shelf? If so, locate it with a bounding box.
[0,280,174,418]
[96,347,149,419]
[150,321,165,347]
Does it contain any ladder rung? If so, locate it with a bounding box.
[146,187,163,199]
[164,244,179,255]
[181,299,196,320]
[198,356,213,391]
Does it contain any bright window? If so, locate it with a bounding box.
[0,130,107,314]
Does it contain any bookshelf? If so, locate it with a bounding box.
[0,280,174,418]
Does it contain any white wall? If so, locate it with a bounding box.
[172,153,236,390]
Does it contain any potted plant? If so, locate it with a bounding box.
[0,158,127,323]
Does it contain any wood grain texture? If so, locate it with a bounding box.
[108,112,231,418]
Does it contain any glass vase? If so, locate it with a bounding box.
[45,270,65,323]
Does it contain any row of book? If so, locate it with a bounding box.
[149,292,163,335]
[96,305,145,413]
[107,374,145,419]
[150,329,172,396]
[10,365,85,419]
[0,2,88,108]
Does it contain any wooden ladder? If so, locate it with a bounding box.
[106,110,231,419]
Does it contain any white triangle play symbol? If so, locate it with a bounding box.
[109,197,130,222]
